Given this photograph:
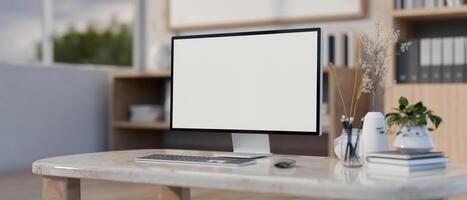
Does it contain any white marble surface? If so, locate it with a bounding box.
[32,149,467,199]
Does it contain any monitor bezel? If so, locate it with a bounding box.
[170,27,322,136]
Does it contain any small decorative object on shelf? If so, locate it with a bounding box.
[385,96,443,153]
[129,104,164,123]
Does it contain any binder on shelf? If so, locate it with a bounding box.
[413,0,424,8]
[347,32,358,68]
[395,0,403,9]
[453,37,465,82]
[405,0,414,9]
[435,0,445,7]
[442,37,454,83]
[397,39,419,83]
[323,32,329,67]
[419,38,431,83]
[425,0,436,8]
[430,38,443,83]
[344,34,349,66]
[334,33,345,67]
[328,34,335,65]
[325,31,360,68]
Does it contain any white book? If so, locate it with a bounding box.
[442,37,454,65]
[367,162,446,173]
[367,156,448,166]
[414,0,424,8]
[454,37,465,65]
[432,38,442,66]
[334,33,345,67]
[420,38,431,67]
[425,0,435,7]
[465,37,467,64]
[435,0,445,7]
[446,0,456,6]
[406,0,414,9]
[366,150,442,160]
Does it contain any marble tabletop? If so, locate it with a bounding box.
[32,149,467,199]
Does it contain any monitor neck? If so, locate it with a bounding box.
[231,133,271,157]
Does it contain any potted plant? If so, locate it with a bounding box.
[385,97,442,153]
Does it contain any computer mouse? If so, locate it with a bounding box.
[274,158,296,169]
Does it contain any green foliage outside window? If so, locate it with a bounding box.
[37,21,132,67]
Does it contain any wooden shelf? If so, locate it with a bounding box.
[393,6,467,21]
[114,121,170,130]
[112,70,171,79]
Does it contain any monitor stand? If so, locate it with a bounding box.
[215,133,273,159]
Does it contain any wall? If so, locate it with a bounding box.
[0,63,109,172]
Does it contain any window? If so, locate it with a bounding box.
[52,0,134,67]
[0,0,135,68]
[0,0,42,63]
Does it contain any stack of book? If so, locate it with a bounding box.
[366,151,448,175]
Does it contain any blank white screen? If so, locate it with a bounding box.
[172,30,320,133]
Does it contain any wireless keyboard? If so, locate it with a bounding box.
[136,154,257,167]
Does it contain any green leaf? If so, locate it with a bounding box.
[413,102,426,113]
[399,96,409,110]
[405,104,415,116]
[385,113,400,128]
[429,115,443,128]
[385,112,399,119]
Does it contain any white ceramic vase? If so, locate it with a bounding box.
[393,125,434,153]
[361,112,389,157]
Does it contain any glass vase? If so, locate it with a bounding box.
[334,128,363,168]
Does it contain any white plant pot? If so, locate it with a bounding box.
[393,125,435,153]
[361,112,389,157]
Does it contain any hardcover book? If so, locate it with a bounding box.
[365,151,444,160]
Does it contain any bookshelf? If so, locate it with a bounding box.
[393,5,467,20]
[386,1,467,164]
[108,67,368,156]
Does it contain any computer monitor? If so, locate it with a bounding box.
[171,28,322,158]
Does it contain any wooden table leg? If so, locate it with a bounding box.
[42,176,80,200]
[158,186,190,200]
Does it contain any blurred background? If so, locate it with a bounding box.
[1,0,466,199]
